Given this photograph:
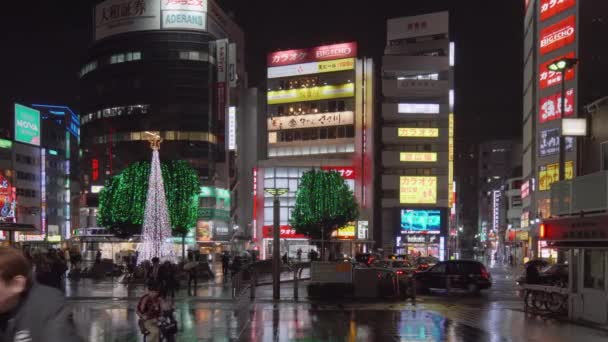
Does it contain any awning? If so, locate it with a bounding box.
[547,240,608,249]
[0,223,37,232]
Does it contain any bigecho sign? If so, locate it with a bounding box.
[539,52,575,89]
[539,88,575,123]
[267,42,357,67]
[540,16,575,55]
[540,0,576,21]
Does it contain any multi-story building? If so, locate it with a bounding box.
[378,12,453,259]
[78,0,247,253]
[254,42,375,259]
[522,0,608,258]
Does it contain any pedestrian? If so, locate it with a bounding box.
[509,254,514,266]
[282,253,289,265]
[221,253,230,278]
[148,257,161,284]
[95,249,102,264]
[137,282,162,342]
[159,261,176,298]
[297,249,302,262]
[184,259,198,296]
[0,247,83,341]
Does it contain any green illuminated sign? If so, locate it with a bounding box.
[48,149,58,156]
[0,139,12,149]
[14,104,41,146]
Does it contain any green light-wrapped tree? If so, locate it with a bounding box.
[98,160,200,258]
[290,170,358,258]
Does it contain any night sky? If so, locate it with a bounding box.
[0,0,523,144]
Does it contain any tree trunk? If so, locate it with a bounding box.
[181,235,186,262]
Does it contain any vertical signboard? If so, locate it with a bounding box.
[228,43,237,87]
[448,113,454,207]
[0,173,16,223]
[216,39,228,121]
[540,0,576,21]
[228,106,236,151]
[14,104,41,146]
[539,52,576,89]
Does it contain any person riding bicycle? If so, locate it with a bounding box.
[137,282,162,342]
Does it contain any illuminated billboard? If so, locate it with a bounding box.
[400,152,437,162]
[267,83,354,105]
[539,89,575,123]
[400,209,441,234]
[540,0,576,21]
[321,166,356,180]
[400,176,437,204]
[539,161,574,191]
[539,128,574,157]
[397,127,439,138]
[14,104,41,146]
[0,173,16,223]
[540,16,575,55]
[267,58,355,79]
[267,42,357,67]
[267,111,354,131]
[539,52,575,89]
[398,103,440,114]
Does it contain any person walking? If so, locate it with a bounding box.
[296,249,302,262]
[95,249,102,264]
[148,257,161,284]
[184,259,198,296]
[137,283,162,342]
[221,253,230,279]
[0,247,83,341]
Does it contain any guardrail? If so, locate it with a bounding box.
[232,261,311,300]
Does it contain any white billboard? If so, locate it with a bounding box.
[267,111,354,131]
[95,0,161,41]
[387,11,449,41]
[162,10,206,30]
[228,106,236,151]
[161,0,207,12]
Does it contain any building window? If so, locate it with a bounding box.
[79,61,98,77]
[178,50,208,61]
[110,51,142,65]
[584,250,605,290]
[81,104,150,125]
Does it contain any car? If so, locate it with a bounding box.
[525,259,550,269]
[414,256,439,272]
[517,263,568,287]
[412,260,492,294]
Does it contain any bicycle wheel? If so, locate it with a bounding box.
[532,292,548,311]
[547,293,566,313]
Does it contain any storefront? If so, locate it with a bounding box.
[543,214,608,325]
[261,225,309,260]
[396,208,447,260]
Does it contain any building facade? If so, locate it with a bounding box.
[379,12,454,259]
[254,42,375,259]
[79,0,247,252]
[522,0,608,258]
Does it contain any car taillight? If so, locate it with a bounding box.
[481,266,490,280]
[396,270,404,275]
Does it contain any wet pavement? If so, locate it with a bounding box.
[64,263,608,341]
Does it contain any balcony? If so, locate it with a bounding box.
[383,79,449,99]
[551,171,608,216]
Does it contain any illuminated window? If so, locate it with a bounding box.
[398,73,439,81]
[82,104,150,126]
[398,103,440,114]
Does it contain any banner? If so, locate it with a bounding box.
[539,161,574,191]
[267,111,353,131]
[267,58,355,79]
[539,88,575,123]
[95,0,161,41]
[267,42,357,67]
[216,39,228,121]
[400,176,437,204]
[540,15,575,55]
[267,83,354,105]
[540,0,576,21]
[539,52,575,89]
[539,128,574,157]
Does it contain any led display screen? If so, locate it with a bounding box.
[400,209,441,234]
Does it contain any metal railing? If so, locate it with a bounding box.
[231,261,311,300]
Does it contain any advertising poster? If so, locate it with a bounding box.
[539,128,574,157]
[539,89,575,123]
[400,209,441,234]
[539,52,575,89]
[267,83,354,105]
[0,174,16,223]
[400,176,437,204]
[95,0,161,41]
[14,104,41,146]
[539,161,574,191]
[196,220,212,242]
[267,58,355,79]
[267,111,354,131]
[539,15,576,55]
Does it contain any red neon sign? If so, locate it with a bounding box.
[540,0,576,21]
[321,166,356,180]
[262,225,307,239]
[267,42,357,67]
[539,51,575,89]
[539,88,575,123]
[91,159,99,181]
[540,16,575,55]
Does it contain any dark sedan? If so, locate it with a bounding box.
[413,260,492,294]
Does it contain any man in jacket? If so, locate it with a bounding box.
[0,247,83,342]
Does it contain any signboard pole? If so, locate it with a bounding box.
[272,196,280,300]
[559,68,566,181]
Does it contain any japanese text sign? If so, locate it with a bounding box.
[267,42,357,67]
[267,111,354,131]
[321,166,356,180]
[267,83,354,105]
[400,176,437,204]
[262,225,307,239]
[400,152,438,162]
[398,127,439,138]
[540,16,575,55]
[539,161,574,191]
[539,52,575,89]
[539,88,575,123]
[539,128,574,157]
[540,0,576,21]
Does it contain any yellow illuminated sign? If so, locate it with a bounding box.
[317,58,355,73]
[448,113,454,207]
[331,223,356,239]
[400,176,437,204]
[267,83,355,105]
[400,152,437,162]
[539,161,574,191]
[398,128,439,138]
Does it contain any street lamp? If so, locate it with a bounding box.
[547,57,578,181]
[264,188,288,300]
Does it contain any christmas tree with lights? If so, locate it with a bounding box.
[137,133,175,263]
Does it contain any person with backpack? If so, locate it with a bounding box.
[137,283,162,342]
